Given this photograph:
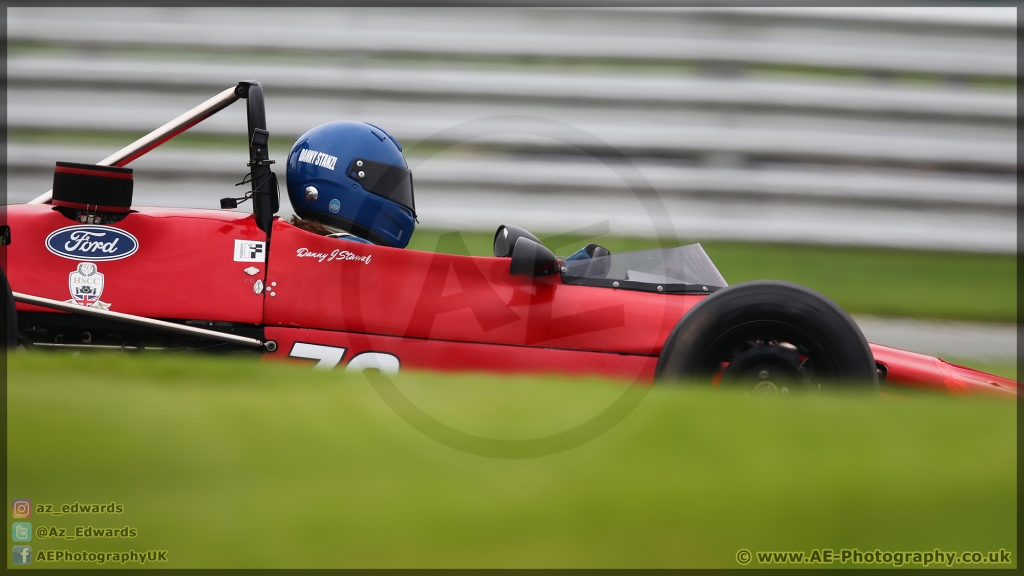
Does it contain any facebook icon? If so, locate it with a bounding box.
[12,546,31,565]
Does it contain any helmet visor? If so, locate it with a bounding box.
[349,158,416,216]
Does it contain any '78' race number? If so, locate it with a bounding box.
[288,342,400,374]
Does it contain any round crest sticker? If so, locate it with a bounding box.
[67,262,111,309]
[328,199,341,213]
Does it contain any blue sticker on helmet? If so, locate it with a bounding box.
[328,199,341,213]
[45,225,139,261]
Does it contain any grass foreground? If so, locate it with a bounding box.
[7,352,1017,568]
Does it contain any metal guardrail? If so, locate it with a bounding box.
[6,7,1017,252]
[8,8,1017,77]
[9,144,1016,209]
[11,57,1015,120]
[8,82,1015,170]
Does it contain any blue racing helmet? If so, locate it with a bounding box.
[286,121,416,248]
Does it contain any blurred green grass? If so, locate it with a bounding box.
[7,352,1016,568]
[408,229,1017,323]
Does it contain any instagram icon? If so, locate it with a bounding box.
[12,500,31,518]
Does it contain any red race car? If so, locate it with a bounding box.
[3,82,1015,399]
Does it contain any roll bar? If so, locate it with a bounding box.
[28,81,278,234]
[234,81,277,234]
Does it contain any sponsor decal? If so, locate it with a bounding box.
[297,148,338,170]
[233,239,266,262]
[328,199,341,213]
[45,226,138,261]
[295,247,371,265]
[67,263,111,310]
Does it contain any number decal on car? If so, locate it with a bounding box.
[344,352,400,374]
[288,342,347,370]
[287,342,399,374]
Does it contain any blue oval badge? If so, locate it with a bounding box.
[328,199,341,213]
[45,225,139,262]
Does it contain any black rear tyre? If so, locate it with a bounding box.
[655,280,877,392]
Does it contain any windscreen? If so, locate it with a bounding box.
[562,243,727,290]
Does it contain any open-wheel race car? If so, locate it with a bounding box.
[3,81,1016,399]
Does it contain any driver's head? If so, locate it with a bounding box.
[285,121,416,248]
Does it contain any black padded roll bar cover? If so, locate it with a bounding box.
[251,128,270,148]
[235,80,276,234]
[236,81,267,134]
[52,162,133,213]
[233,80,262,98]
[268,172,281,214]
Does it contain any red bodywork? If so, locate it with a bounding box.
[6,204,1016,398]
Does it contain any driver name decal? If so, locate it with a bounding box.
[296,247,371,265]
[296,148,338,170]
[45,225,138,261]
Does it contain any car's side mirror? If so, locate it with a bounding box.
[509,237,560,276]
[493,224,542,258]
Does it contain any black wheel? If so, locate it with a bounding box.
[1,268,17,349]
[655,280,877,393]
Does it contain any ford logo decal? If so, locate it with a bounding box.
[45,225,139,261]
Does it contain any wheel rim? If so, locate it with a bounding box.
[696,320,840,393]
